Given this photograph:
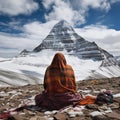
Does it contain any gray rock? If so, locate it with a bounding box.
[106,112,120,120]
[92,115,109,120]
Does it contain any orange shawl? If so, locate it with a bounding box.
[44,53,76,94]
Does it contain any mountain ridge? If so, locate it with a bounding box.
[33,20,113,61]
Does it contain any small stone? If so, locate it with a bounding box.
[106,112,120,120]
[44,111,52,115]
[47,117,54,120]
[69,114,76,118]
[51,110,58,114]
[114,97,120,104]
[90,111,103,117]
[108,103,119,109]
[0,105,9,112]
[30,116,47,120]
[86,104,98,110]
[92,115,108,120]
[10,111,18,115]
[104,108,112,113]
[67,110,83,118]
[54,113,67,120]
[11,114,25,120]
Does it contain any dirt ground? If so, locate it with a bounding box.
[0,77,120,120]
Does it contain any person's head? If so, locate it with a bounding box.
[50,52,67,69]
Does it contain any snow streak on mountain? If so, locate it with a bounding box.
[34,20,113,60]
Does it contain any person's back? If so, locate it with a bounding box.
[35,52,83,110]
[44,53,76,94]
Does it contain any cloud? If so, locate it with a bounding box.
[43,0,86,26]
[0,20,58,57]
[42,0,113,26]
[23,20,58,40]
[0,32,39,51]
[0,26,41,57]
[0,0,39,16]
[0,20,120,57]
[0,20,22,32]
[79,0,111,11]
[75,25,120,55]
[111,0,120,3]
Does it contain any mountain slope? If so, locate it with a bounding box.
[0,50,101,86]
[33,20,113,60]
[0,50,120,86]
[115,56,120,66]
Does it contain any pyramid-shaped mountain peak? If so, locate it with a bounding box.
[55,20,70,26]
[33,20,113,60]
[55,20,71,27]
[50,20,75,35]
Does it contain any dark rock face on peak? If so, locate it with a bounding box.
[34,20,83,52]
[33,20,113,60]
[19,49,29,56]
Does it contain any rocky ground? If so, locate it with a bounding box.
[0,77,120,120]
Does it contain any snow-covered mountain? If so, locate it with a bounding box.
[0,20,120,87]
[0,50,119,87]
[34,20,113,60]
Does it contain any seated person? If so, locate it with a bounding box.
[35,52,83,110]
